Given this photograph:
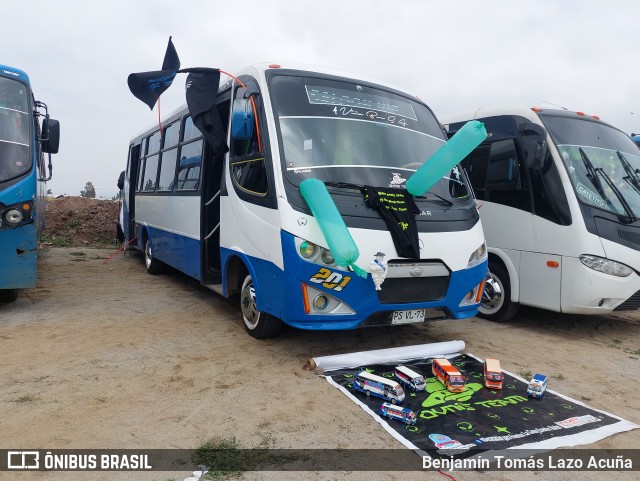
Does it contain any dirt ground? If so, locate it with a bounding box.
[1,247,639,481]
[43,196,120,247]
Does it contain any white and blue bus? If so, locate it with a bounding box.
[442,107,640,322]
[0,65,59,302]
[123,63,487,338]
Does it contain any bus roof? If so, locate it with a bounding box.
[395,365,422,378]
[485,358,501,372]
[0,64,30,84]
[357,371,399,386]
[440,106,621,135]
[130,61,422,143]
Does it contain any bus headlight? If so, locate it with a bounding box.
[467,242,487,268]
[299,240,317,259]
[295,237,346,270]
[580,255,633,277]
[5,208,24,225]
[320,248,335,265]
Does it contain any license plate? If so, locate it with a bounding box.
[391,309,426,324]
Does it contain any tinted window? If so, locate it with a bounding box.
[183,116,202,142]
[157,148,178,191]
[176,140,202,190]
[231,157,268,195]
[147,131,161,154]
[163,121,180,148]
[141,154,159,191]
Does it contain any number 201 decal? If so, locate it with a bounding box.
[309,267,351,291]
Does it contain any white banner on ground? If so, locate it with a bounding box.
[307,340,465,372]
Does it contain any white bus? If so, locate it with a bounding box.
[441,107,640,321]
[123,62,488,338]
[352,371,405,404]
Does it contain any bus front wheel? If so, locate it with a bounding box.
[144,238,164,275]
[479,262,519,322]
[240,274,282,339]
[0,289,19,303]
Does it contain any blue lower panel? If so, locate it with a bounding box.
[142,226,201,281]
[220,232,487,331]
[0,224,38,289]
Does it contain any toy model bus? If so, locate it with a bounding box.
[394,365,426,392]
[380,402,416,425]
[432,358,466,393]
[352,371,405,404]
[483,358,503,389]
[527,374,548,399]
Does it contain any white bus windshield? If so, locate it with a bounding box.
[270,75,470,200]
[0,76,30,182]
[541,115,640,220]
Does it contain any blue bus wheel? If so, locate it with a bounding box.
[0,289,19,303]
[240,274,282,339]
[144,238,164,275]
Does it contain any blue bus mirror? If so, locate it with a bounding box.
[42,118,60,154]
[231,99,254,140]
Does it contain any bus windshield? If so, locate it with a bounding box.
[271,74,470,200]
[0,76,31,182]
[541,115,640,220]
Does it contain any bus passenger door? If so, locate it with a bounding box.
[201,92,231,284]
[124,143,141,242]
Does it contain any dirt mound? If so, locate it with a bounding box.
[43,196,120,247]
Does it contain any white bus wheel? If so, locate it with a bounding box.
[240,274,282,339]
[479,262,519,322]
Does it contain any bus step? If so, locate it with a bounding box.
[206,284,224,295]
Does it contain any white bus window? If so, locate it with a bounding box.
[158,148,178,191]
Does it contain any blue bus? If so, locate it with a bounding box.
[0,64,60,302]
[123,62,487,338]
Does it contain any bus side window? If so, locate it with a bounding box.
[230,93,268,197]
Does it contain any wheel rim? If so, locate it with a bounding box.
[480,274,504,315]
[145,241,152,269]
[241,278,260,329]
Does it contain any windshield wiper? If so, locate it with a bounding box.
[578,148,606,197]
[616,151,640,194]
[579,148,636,222]
[417,191,454,207]
[323,181,363,192]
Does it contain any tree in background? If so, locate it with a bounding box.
[80,181,96,198]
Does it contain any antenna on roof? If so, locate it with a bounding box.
[542,100,568,110]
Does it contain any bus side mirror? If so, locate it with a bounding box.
[231,99,254,140]
[519,122,547,170]
[42,118,60,154]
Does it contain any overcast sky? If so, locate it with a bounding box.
[2,0,638,198]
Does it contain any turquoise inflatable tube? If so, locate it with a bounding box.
[299,178,366,278]
[406,120,487,196]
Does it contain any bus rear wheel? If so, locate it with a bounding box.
[0,289,19,303]
[479,262,519,322]
[240,274,282,339]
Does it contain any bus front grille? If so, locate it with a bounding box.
[613,289,640,311]
[376,276,449,304]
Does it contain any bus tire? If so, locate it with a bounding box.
[365,390,370,397]
[479,262,519,322]
[0,289,19,303]
[240,274,282,339]
[144,237,164,275]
